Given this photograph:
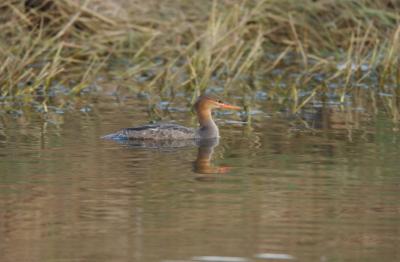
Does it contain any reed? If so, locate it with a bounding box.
[0,0,399,120]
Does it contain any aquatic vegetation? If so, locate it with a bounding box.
[0,0,399,121]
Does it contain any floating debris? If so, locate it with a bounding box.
[54,108,65,115]
[158,101,188,112]
[354,83,369,89]
[298,91,313,98]
[7,109,23,118]
[215,111,237,116]
[337,62,354,71]
[192,256,250,262]
[378,92,393,97]
[336,62,370,72]
[80,106,92,113]
[80,84,101,94]
[224,120,248,125]
[255,91,268,100]
[255,253,295,260]
[360,64,369,71]
[161,260,192,262]
[49,83,70,96]
[159,101,170,110]
[240,109,264,116]
[206,86,225,94]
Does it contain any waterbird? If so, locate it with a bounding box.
[102,95,241,141]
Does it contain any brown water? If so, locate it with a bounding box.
[1,96,400,262]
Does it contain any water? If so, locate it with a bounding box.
[1,96,400,262]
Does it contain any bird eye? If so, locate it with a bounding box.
[217,100,223,103]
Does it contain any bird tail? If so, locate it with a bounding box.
[101,132,127,140]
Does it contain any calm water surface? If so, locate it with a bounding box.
[1,96,400,262]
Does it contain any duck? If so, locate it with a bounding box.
[102,95,241,140]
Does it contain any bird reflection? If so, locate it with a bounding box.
[105,137,230,175]
[193,138,230,175]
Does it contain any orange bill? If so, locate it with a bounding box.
[219,103,241,110]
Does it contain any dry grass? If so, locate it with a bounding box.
[0,0,399,119]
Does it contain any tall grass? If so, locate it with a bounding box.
[0,0,399,119]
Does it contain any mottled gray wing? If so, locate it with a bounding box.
[102,123,196,141]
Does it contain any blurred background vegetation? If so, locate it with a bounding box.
[0,0,399,119]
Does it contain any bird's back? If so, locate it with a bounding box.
[102,123,196,140]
